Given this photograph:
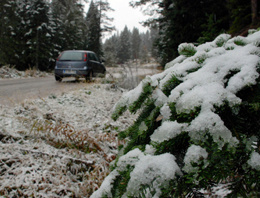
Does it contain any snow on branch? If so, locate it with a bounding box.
[92,29,260,197]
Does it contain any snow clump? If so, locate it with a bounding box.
[183,145,208,173]
[248,151,260,171]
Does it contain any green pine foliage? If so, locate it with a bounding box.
[161,75,182,96]
[178,43,197,57]
[85,1,102,56]
[227,0,252,35]
[92,29,260,198]
[0,0,19,66]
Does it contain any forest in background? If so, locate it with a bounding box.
[131,0,260,66]
[103,26,158,66]
[0,0,259,71]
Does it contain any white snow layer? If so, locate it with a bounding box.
[183,145,208,173]
[138,31,259,146]
[136,31,260,146]
[90,170,120,198]
[151,121,187,142]
[248,151,260,171]
[91,150,182,198]
[93,30,260,197]
[125,153,182,198]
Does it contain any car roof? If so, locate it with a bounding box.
[62,50,95,54]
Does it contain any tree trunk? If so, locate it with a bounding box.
[251,0,258,24]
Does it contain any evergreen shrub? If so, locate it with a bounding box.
[91,30,260,198]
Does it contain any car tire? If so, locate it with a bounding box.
[100,71,106,78]
[86,71,93,82]
[55,75,62,82]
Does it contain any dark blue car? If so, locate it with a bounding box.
[54,50,106,82]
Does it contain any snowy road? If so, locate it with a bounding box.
[0,63,161,105]
[0,76,88,105]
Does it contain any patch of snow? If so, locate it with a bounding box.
[139,121,148,133]
[160,103,171,121]
[151,121,187,143]
[25,29,32,36]
[183,145,208,173]
[90,170,120,198]
[248,151,260,171]
[187,110,238,147]
[117,148,144,171]
[152,88,168,107]
[124,153,182,198]
[0,65,50,79]
[165,55,186,69]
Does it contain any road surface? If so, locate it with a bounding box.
[0,65,161,106]
[0,76,88,106]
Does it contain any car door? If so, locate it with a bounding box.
[89,52,102,75]
[87,53,97,76]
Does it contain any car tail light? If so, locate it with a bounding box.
[84,53,87,61]
[57,54,61,61]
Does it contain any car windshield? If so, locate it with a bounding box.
[59,51,84,61]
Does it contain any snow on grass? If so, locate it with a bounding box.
[0,83,136,197]
[0,65,50,78]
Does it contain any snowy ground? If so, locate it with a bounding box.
[0,65,50,79]
[106,62,160,89]
[0,83,137,197]
[0,63,160,197]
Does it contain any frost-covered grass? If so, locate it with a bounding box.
[0,65,50,78]
[92,29,260,197]
[0,84,136,197]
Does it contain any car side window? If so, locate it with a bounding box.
[88,53,93,61]
[92,53,99,62]
[88,52,100,62]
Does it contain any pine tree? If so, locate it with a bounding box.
[103,28,157,65]
[0,0,19,66]
[103,34,119,66]
[131,27,141,60]
[149,25,159,58]
[9,0,53,70]
[50,0,85,50]
[251,0,258,25]
[130,0,231,66]
[139,30,151,63]
[95,0,115,34]
[25,0,52,70]
[91,29,260,198]
[197,0,230,43]
[85,1,102,55]
[117,26,131,63]
[228,0,251,34]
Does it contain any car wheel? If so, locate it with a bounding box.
[102,71,106,78]
[86,71,93,82]
[100,71,106,78]
[55,75,62,82]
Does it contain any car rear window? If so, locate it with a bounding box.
[59,51,84,61]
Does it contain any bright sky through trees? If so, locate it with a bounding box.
[84,0,149,35]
